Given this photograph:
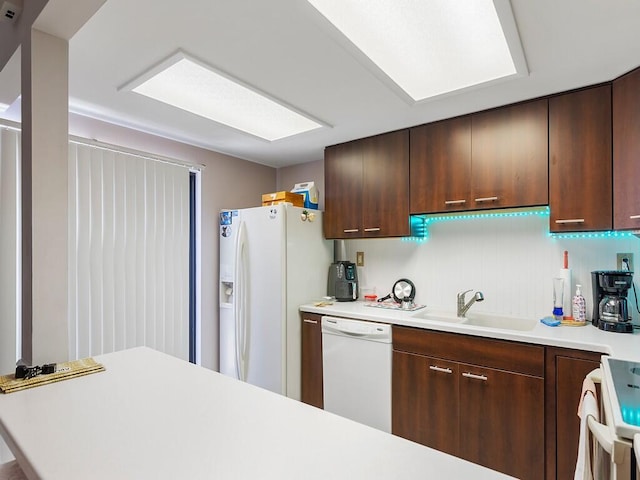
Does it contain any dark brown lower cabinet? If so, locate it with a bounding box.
[300,313,323,408]
[459,362,544,478]
[392,326,544,480]
[545,347,603,480]
[392,352,459,457]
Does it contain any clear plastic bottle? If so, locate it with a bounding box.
[572,284,586,322]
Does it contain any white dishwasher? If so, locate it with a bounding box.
[321,316,392,433]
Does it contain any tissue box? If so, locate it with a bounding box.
[261,191,304,207]
[290,182,319,209]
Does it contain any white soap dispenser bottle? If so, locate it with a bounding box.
[572,284,586,322]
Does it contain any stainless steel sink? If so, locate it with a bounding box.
[410,310,537,331]
[463,312,538,331]
[410,310,468,324]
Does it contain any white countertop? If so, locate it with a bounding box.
[300,301,640,361]
[0,347,512,480]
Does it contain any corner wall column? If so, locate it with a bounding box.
[21,28,69,364]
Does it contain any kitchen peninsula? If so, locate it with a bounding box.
[0,347,512,480]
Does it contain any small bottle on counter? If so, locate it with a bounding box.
[572,284,586,322]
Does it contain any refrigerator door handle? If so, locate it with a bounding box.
[235,221,249,382]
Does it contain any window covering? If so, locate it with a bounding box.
[68,142,190,361]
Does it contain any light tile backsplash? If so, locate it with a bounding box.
[345,214,640,323]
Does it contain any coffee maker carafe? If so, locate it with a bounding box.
[591,270,634,333]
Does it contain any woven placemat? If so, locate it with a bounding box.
[0,358,105,394]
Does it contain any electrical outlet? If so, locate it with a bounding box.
[356,251,364,267]
[616,252,634,271]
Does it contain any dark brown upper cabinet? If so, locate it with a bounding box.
[470,99,549,210]
[324,130,409,239]
[613,67,640,230]
[410,116,472,214]
[410,100,548,215]
[549,84,612,232]
[323,141,363,239]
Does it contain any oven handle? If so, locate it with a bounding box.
[585,368,632,466]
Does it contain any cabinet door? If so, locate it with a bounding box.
[550,85,612,232]
[392,351,459,456]
[545,348,602,480]
[323,142,363,238]
[300,314,323,408]
[361,130,410,237]
[459,364,544,480]
[410,117,472,214]
[613,68,640,230]
[471,99,548,210]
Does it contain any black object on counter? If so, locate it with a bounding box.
[15,362,57,380]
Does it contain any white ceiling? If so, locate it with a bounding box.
[2,0,640,168]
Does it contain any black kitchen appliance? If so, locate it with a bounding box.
[327,261,359,302]
[327,240,359,302]
[591,270,634,333]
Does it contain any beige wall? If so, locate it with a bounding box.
[276,159,325,211]
[69,114,276,370]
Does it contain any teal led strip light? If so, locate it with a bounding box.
[549,231,636,239]
[403,216,428,242]
[406,206,637,241]
[404,207,550,242]
[422,206,550,224]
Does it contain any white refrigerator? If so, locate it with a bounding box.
[219,204,332,400]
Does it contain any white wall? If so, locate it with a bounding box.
[345,212,640,326]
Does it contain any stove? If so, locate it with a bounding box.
[602,356,640,440]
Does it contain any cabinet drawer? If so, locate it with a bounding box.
[393,325,544,377]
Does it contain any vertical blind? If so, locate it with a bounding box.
[0,127,20,374]
[68,142,190,361]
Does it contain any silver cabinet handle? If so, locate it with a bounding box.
[364,227,381,232]
[462,372,488,381]
[429,365,453,374]
[444,199,466,205]
[303,318,318,324]
[555,218,585,224]
[343,228,359,233]
[474,196,498,203]
[630,215,640,220]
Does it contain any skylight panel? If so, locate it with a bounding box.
[121,52,323,141]
[307,0,525,101]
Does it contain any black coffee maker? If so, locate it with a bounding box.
[591,270,634,333]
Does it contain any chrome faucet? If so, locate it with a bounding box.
[457,290,484,317]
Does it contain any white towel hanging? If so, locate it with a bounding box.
[575,368,633,480]
[575,378,599,480]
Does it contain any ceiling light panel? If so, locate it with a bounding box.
[122,52,323,141]
[307,0,523,101]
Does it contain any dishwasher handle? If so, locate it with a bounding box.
[321,316,392,343]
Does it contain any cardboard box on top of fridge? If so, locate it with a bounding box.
[290,182,319,210]
[261,191,304,207]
